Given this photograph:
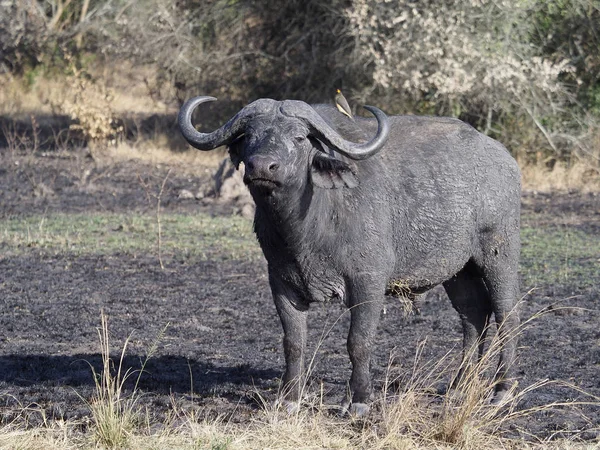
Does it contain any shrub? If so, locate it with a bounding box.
[108,0,354,105]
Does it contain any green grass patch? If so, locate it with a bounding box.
[0,212,261,262]
[2,213,596,291]
[520,225,600,290]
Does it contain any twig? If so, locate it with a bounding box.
[524,106,559,153]
[156,169,171,270]
[30,115,40,153]
[137,169,172,269]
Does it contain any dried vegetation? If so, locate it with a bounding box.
[2,0,599,188]
[0,308,596,449]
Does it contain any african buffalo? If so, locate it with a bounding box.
[178,96,521,415]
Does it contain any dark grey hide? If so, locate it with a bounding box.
[178,96,521,415]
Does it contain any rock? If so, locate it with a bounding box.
[241,203,255,219]
[213,157,255,217]
[33,182,55,198]
[178,189,195,199]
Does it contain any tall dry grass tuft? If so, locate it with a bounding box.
[429,308,526,446]
[370,303,600,449]
[86,312,137,448]
[85,311,167,449]
[426,320,518,448]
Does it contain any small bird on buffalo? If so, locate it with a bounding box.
[335,89,353,119]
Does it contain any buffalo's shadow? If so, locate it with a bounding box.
[0,353,279,396]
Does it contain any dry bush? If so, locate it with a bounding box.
[340,0,599,176]
[110,0,355,107]
[46,53,123,146]
[0,0,118,75]
[347,1,570,108]
[532,0,600,116]
[344,0,573,146]
[355,0,600,177]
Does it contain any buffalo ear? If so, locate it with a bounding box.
[227,136,244,169]
[310,152,359,189]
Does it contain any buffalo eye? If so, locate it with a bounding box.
[294,136,307,143]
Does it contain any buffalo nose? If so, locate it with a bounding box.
[246,155,280,176]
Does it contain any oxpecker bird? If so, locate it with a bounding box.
[335,89,353,119]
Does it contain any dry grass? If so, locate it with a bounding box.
[84,312,139,448]
[0,308,597,449]
[196,306,597,449]
[81,312,167,449]
[95,141,226,171]
[521,161,600,192]
[0,62,173,118]
[386,280,420,316]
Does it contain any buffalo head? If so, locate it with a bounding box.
[178,97,390,195]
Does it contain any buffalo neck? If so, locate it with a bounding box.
[252,181,345,261]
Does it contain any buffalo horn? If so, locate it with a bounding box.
[178,96,256,150]
[280,100,390,160]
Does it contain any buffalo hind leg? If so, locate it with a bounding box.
[482,260,520,403]
[476,227,521,403]
[443,267,492,391]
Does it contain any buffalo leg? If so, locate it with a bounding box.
[483,267,520,402]
[345,280,384,415]
[272,284,308,404]
[479,235,520,402]
[443,267,492,388]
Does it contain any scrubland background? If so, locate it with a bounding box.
[1,0,600,187]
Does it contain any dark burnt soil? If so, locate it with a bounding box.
[0,150,599,440]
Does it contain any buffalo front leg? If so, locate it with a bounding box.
[344,280,384,416]
[271,283,308,408]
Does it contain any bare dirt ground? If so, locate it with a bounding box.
[0,149,599,441]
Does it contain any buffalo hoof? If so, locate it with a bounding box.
[348,402,370,418]
[274,398,300,415]
[490,388,514,406]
